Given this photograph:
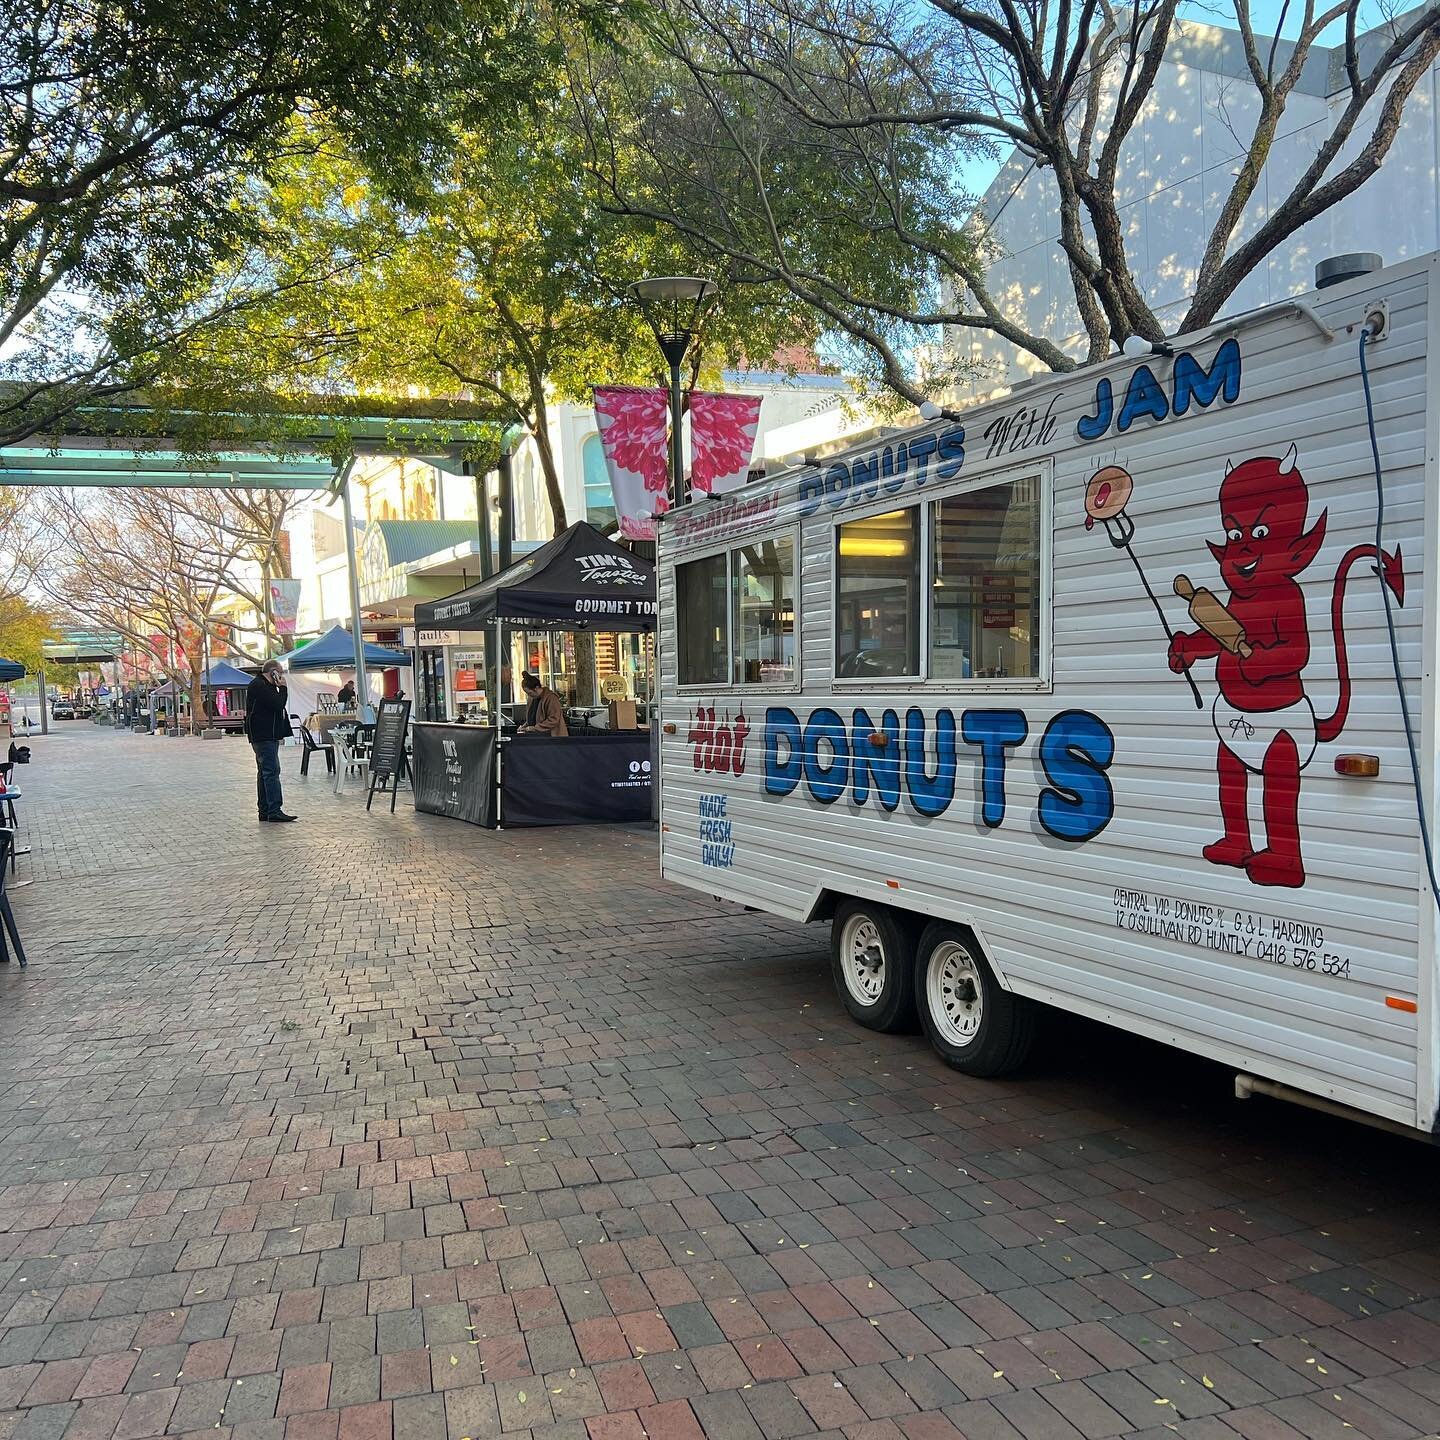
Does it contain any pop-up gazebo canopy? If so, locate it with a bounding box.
[414,522,656,631]
[409,522,657,831]
[150,659,256,692]
[285,624,412,670]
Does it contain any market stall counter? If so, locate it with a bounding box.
[411,724,652,828]
[411,521,657,829]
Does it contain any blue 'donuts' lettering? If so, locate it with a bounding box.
[761,703,1114,840]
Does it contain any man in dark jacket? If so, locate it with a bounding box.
[245,660,296,822]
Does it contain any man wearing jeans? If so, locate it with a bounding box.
[244,660,296,822]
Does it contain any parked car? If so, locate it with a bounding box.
[51,700,75,720]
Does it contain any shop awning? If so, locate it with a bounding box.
[284,624,412,670]
[414,522,656,631]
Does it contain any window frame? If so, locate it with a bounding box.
[670,523,803,693]
[829,459,1054,693]
[830,503,927,688]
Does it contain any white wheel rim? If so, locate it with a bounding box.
[840,915,886,1005]
[928,941,983,1046]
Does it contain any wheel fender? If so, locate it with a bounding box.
[808,889,1016,993]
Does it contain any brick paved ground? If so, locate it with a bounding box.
[2,726,1440,1440]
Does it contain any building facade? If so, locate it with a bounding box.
[958,14,1440,391]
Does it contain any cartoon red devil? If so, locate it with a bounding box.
[1167,445,1404,888]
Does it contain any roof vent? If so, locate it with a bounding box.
[1315,253,1382,289]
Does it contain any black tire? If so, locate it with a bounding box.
[830,899,918,1033]
[913,921,1035,1076]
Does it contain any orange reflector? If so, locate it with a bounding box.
[885,879,900,890]
[661,824,670,832]
[662,722,677,735]
[1385,996,1418,1013]
[1335,753,1380,777]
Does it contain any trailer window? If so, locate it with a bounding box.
[733,537,795,684]
[835,508,921,679]
[676,553,732,686]
[930,477,1041,680]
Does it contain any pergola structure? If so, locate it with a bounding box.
[0,390,516,721]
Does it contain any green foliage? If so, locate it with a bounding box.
[0,0,632,446]
[572,2,991,400]
[222,75,819,528]
[0,594,56,672]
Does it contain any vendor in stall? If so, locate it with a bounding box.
[518,672,568,737]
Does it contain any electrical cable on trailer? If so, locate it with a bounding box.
[1357,325,1440,913]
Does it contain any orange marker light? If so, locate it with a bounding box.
[885,879,900,890]
[1335,754,1380,777]
[1385,996,1418,1013]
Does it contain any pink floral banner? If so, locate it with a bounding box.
[593,386,672,540]
[689,392,762,495]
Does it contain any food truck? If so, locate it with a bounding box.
[656,251,1440,1136]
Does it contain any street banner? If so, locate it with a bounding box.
[689,392,762,495]
[269,579,302,635]
[593,386,671,540]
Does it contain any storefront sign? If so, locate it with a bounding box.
[600,675,628,701]
[455,668,478,692]
[418,628,460,647]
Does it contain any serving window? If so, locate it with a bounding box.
[835,509,921,679]
[833,471,1047,687]
[930,477,1040,680]
[675,533,797,687]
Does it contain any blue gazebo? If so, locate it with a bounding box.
[284,625,411,671]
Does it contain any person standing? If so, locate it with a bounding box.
[336,676,358,709]
[245,660,296,822]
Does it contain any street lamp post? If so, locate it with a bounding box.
[626,277,716,509]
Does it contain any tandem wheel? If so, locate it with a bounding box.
[829,899,919,1033]
[913,921,1035,1077]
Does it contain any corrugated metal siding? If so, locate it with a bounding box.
[659,257,1436,1129]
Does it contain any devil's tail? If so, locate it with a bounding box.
[1316,543,1405,743]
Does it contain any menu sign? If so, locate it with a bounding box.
[366,697,411,812]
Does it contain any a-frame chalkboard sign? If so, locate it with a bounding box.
[366,698,412,812]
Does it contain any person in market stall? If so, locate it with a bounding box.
[517,672,567,737]
[336,675,358,709]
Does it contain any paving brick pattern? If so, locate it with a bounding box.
[2,727,1439,1440]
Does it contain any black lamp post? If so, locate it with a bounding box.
[627,276,716,509]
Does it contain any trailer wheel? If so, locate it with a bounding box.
[830,901,917,1033]
[914,922,1034,1076]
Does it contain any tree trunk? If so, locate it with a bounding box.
[530,408,568,535]
[188,661,205,735]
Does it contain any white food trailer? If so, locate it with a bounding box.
[656,251,1440,1138]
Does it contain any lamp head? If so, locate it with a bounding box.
[627,276,717,367]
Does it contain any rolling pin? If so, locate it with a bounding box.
[1174,575,1252,657]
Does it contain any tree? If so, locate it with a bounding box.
[0,593,57,673]
[36,489,253,732]
[575,0,1440,398]
[0,0,629,447]
[242,95,820,533]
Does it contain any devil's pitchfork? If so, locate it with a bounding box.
[1084,465,1203,709]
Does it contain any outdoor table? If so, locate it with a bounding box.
[306,711,358,744]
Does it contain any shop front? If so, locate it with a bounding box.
[410,521,655,828]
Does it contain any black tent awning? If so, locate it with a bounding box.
[414,521,656,631]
